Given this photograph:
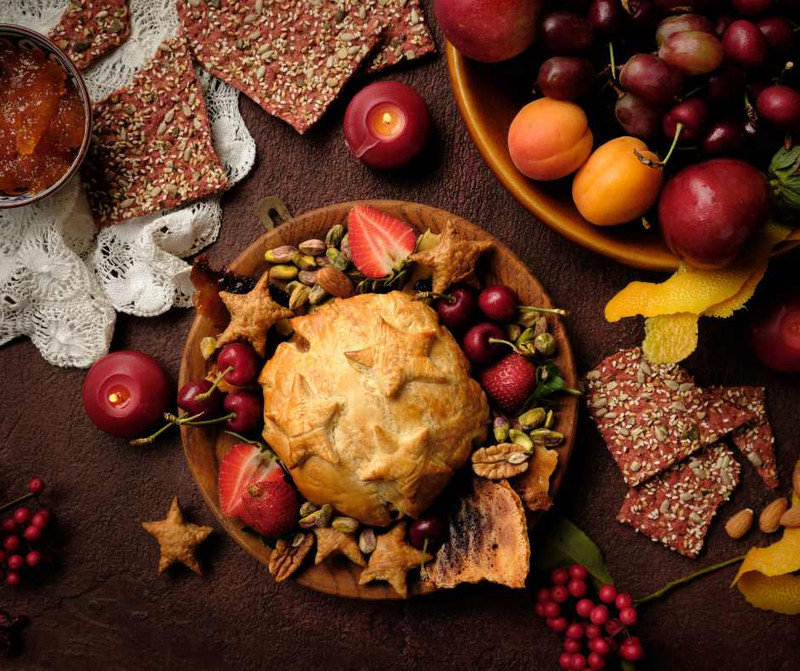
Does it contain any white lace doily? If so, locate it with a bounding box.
[0,0,255,367]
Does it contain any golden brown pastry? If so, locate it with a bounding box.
[259,291,489,526]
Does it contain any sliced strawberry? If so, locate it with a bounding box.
[347,205,417,278]
[218,444,275,517]
[238,470,299,538]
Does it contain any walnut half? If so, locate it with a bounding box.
[268,533,314,582]
[471,443,531,480]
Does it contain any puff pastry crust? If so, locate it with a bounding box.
[259,291,489,526]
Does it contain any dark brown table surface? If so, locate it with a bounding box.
[2,4,798,668]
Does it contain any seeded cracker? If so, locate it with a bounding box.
[710,386,778,489]
[50,0,131,70]
[584,348,755,487]
[83,38,229,227]
[617,444,741,558]
[365,0,436,74]
[176,0,389,134]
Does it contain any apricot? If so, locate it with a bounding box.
[508,98,593,181]
[572,136,664,226]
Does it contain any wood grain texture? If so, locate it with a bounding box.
[179,200,579,600]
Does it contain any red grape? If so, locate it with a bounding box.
[722,20,768,68]
[619,54,683,106]
[758,16,795,54]
[659,30,724,74]
[749,294,800,372]
[702,120,745,155]
[615,94,662,140]
[537,57,596,101]
[757,84,800,130]
[731,0,773,16]
[707,64,746,105]
[588,0,626,36]
[663,98,709,142]
[542,12,595,55]
[656,13,714,46]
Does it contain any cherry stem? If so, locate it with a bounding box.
[634,554,745,607]
[519,306,568,317]
[0,492,36,516]
[608,42,617,82]
[224,430,264,448]
[780,61,794,85]
[420,538,430,579]
[195,365,233,401]
[488,337,522,354]
[662,122,683,165]
[166,411,236,427]
[129,411,205,446]
[414,291,455,304]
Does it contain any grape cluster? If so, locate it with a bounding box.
[536,0,800,164]
[0,479,51,587]
[535,564,644,669]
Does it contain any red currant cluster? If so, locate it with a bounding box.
[0,478,51,587]
[534,565,645,670]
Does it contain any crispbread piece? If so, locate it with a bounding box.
[50,0,131,70]
[711,386,778,489]
[177,0,388,134]
[617,443,741,558]
[432,478,529,589]
[83,37,228,226]
[584,348,755,487]
[365,0,436,73]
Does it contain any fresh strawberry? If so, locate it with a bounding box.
[478,353,538,416]
[347,205,417,278]
[238,469,299,538]
[218,444,275,517]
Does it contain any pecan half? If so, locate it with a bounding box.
[268,532,314,582]
[471,443,531,480]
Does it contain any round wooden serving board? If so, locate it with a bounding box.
[180,200,579,600]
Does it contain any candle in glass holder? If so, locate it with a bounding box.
[343,81,432,169]
[82,351,172,437]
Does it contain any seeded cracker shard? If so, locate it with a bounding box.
[364,0,436,74]
[617,444,741,558]
[50,0,131,70]
[583,348,755,487]
[710,386,778,489]
[176,0,389,134]
[83,37,229,227]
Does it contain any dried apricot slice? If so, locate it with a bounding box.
[642,313,699,364]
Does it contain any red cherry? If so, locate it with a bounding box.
[749,295,800,372]
[478,285,519,322]
[3,535,21,553]
[585,624,603,640]
[564,639,582,654]
[588,651,607,669]
[569,653,587,670]
[547,616,569,633]
[13,508,31,526]
[566,623,585,640]
[462,322,506,365]
[536,587,552,603]
[589,638,611,655]
[217,342,261,386]
[1,517,16,533]
[615,592,634,610]
[534,603,546,617]
[551,585,569,603]
[559,653,573,670]
[6,571,21,586]
[408,514,447,550]
[223,391,263,434]
[543,601,561,618]
[569,564,588,580]
[435,287,478,332]
[31,509,51,530]
[590,605,609,625]
[6,555,23,571]
[26,551,42,568]
[620,637,645,662]
[0,550,5,564]
[177,379,223,416]
[550,567,570,585]
[619,607,638,626]
[605,618,624,636]
[23,525,41,543]
[28,477,45,494]
[598,585,617,603]
[568,578,587,598]
[576,598,595,618]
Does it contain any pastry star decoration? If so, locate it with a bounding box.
[314,527,366,567]
[345,317,446,398]
[358,522,432,598]
[215,270,293,357]
[141,497,214,576]
[409,220,493,295]
[267,375,343,468]
[359,426,448,501]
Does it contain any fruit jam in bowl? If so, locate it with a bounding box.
[0,24,92,210]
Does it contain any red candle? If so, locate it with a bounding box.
[82,351,172,437]
[343,81,432,169]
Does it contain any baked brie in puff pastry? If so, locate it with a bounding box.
[259,291,489,526]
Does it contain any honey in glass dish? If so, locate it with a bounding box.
[0,38,85,197]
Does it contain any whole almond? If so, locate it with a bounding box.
[793,461,800,500]
[725,508,754,540]
[316,265,353,298]
[779,506,800,529]
[759,497,789,533]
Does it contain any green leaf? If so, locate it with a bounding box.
[769,145,800,174]
[532,514,615,589]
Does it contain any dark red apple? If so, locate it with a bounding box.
[434,0,541,63]
[658,159,772,268]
